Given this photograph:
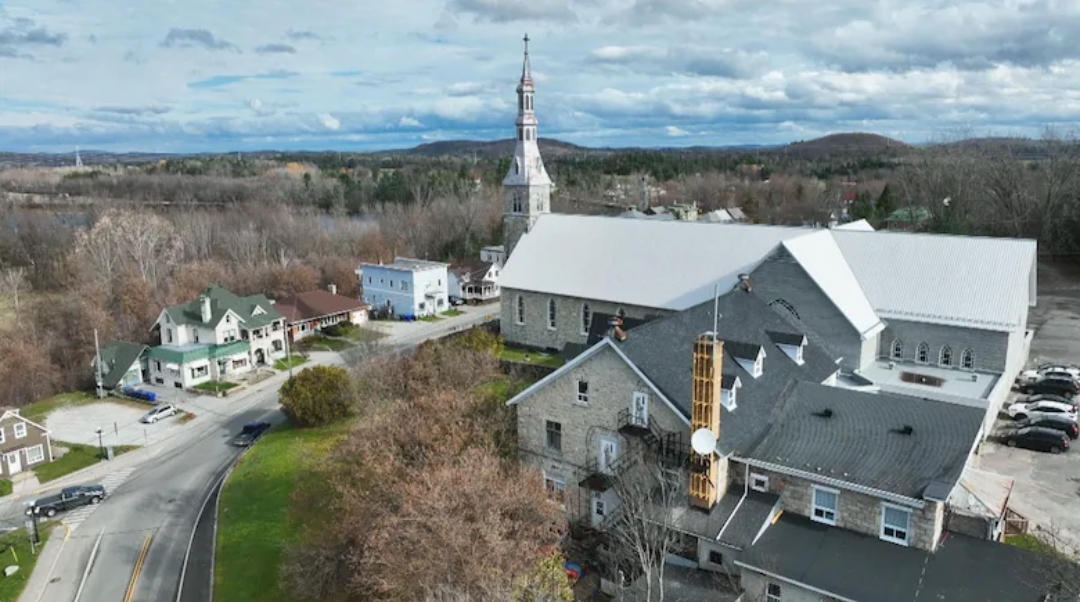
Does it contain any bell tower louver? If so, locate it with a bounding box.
[502,33,552,260]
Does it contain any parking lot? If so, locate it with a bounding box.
[976,262,1080,552]
[45,399,188,448]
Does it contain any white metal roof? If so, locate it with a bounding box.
[833,219,875,231]
[498,214,812,310]
[781,230,885,338]
[832,230,1037,331]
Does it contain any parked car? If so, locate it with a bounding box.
[26,485,107,518]
[1017,366,1080,387]
[1037,363,1080,377]
[1015,416,1080,439]
[1019,377,1080,396]
[1007,399,1079,422]
[1025,394,1078,408]
[1001,426,1071,454]
[140,403,179,424]
[231,421,272,447]
[448,295,465,307]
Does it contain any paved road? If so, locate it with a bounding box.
[13,308,494,602]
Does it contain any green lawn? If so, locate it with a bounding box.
[0,479,11,497]
[273,356,308,371]
[442,308,464,317]
[0,527,53,601]
[215,421,346,602]
[21,391,99,424]
[419,315,442,322]
[296,335,352,352]
[499,347,566,368]
[1005,533,1060,556]
[195,381,239,393]
[345,327,387,343]
[34,442,139,483]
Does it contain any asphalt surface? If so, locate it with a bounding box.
[13,309,495,602]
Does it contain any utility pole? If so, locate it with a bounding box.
[93,329,105,398]
[284,329,294,378]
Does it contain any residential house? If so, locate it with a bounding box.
[507,285,1066,600]
[356,258,449,318]
[275,285,369,342]
[148,285,286,389]
[0,409,53,477]
[448,261,501,304]
[480,245,506,266]
[92,341,149,390]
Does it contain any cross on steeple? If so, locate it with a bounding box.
[523,33,529,54]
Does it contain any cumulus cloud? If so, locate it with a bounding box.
[399,116,423,128]
[318,113,341,130]
[161,28,238,51]
[586,44,764,78]
[255,43,296,54]
[665,125,690,137]
[446,0,580,23]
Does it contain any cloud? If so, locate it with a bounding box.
[161,28,238,51]
[586,44,764,78]
[446,0,580,23]
[286,30,322,41]
[398,116,424,128]
[0,17,67,57]
[255,43,296,54]
[96,105,171,116]
[665,125,689,137]
[318,113,341,130]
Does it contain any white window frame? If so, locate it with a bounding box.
[581,303,592,335]
[547,298,557,331]
[916,342,929,363]
[891,338,903,360]
[13,422,26,439]
[721,385,738,410]
[753,355,763,378]
[750,473,769,493]
[880,502,912,546]
[515,295,525,325]
[543,471,566,503]
[961,348,975,370]
[0,427,6,444]
[939,345,953,367]
[24,444,44,464]
[576,380,589,405]
[811,485,838,525]
[765,582,782,602]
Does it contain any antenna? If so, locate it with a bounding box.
[712,282,721,342]
[691,427,717,456]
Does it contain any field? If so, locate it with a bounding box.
[0,527,53,601]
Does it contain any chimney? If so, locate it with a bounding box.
[737,273,752,292]
[606,316,627,341]
[200,293,212,324]
[690,333,725,510]
[328,283,338,296]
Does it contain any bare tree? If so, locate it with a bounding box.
[0,266,28,325]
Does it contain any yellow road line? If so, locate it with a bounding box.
[123,533,154,602]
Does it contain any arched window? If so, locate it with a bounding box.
[547,298,557,330]
[616,307,627,319]
[916,342,929,363]
[768,298,800,320]
[961,348,975,370]
[581,303,592,335]
[512,192,523,213]
[515,295,525,325]
[891,339,903,360]
[939,345,953,367]
[514,159,520,174]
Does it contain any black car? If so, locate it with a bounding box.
[1015,416,1080,439]
[231,421,272,447]
[1002,426,1071,454]
[26,485,106,518]
[1021,377,1080,396]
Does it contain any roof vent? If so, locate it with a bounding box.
[606,316,627,342]
[813,408,833,419]
[737,273,752,292]
[891,425,915,435]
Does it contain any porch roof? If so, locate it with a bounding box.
[149,340,250,364]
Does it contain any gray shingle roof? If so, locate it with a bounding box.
[744,381,985,499]
[740,512,1080,602]
[615,289,839,455]
[766,331,805,347]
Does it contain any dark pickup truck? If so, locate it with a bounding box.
[26,485,106,518]
[231,421,272,447]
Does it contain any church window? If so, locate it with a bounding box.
[512,192,524,213]
[515,295,526,325]
[581,303,592,335]
[514,159,520,175]
[547,298,557,330]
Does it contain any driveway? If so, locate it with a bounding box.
[975,261,1080,550]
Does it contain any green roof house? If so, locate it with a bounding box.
[148,285,286,390]
[884,206,931,231]
[92,341,149,390]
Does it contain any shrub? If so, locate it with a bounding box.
[279,365,354,427]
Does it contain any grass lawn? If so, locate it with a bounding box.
[0,527,53,601]
[273,356,309,371]
[419,315,442,322]
[442,308,464,317]
[499,347,566,368]
[1005,533,1060,556]
[35,442,139,483]
[21,391,99,424]
[0,479,11,497]
[345,327,387,343]
[215,421,347,602]
[194,381,239,393]
[296,335,352,352]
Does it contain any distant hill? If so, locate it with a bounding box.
[778,133,912,158]
[400,137,597,159]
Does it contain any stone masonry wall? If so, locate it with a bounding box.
[878,319,1009,373]
[500,288,669,351]
[735,462,943,552]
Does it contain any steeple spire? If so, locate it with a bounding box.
[521,33,532,83]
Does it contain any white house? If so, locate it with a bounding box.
[357,258,450,318]
[449,261,501,304]
[148,285,286,389]
[480,245,506,266]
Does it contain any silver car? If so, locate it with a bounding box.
[140,403,178,424]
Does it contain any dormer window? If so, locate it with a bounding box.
[729,342,765,379]
[721,375,741,410]
[752,356,763,378]
[768,331,806,365]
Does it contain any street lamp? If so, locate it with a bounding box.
[95,427,104,460]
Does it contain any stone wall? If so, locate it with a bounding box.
[500,288,668,351]
[736,462,943,552]
[878,319,1009,373]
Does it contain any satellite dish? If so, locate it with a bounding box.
[691,427,717,456]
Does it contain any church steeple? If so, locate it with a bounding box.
[503,33,551,259]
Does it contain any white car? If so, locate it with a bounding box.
[1007,400,1079,422]
[1018,365,1080,385]
[140,403,178,424]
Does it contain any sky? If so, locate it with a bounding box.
[1,0,1079,153]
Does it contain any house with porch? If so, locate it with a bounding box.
[0,409,54,478]
[448,261,501,304]
[356,258,449,318]
[148,285,286,389]
[275,285,369,342]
